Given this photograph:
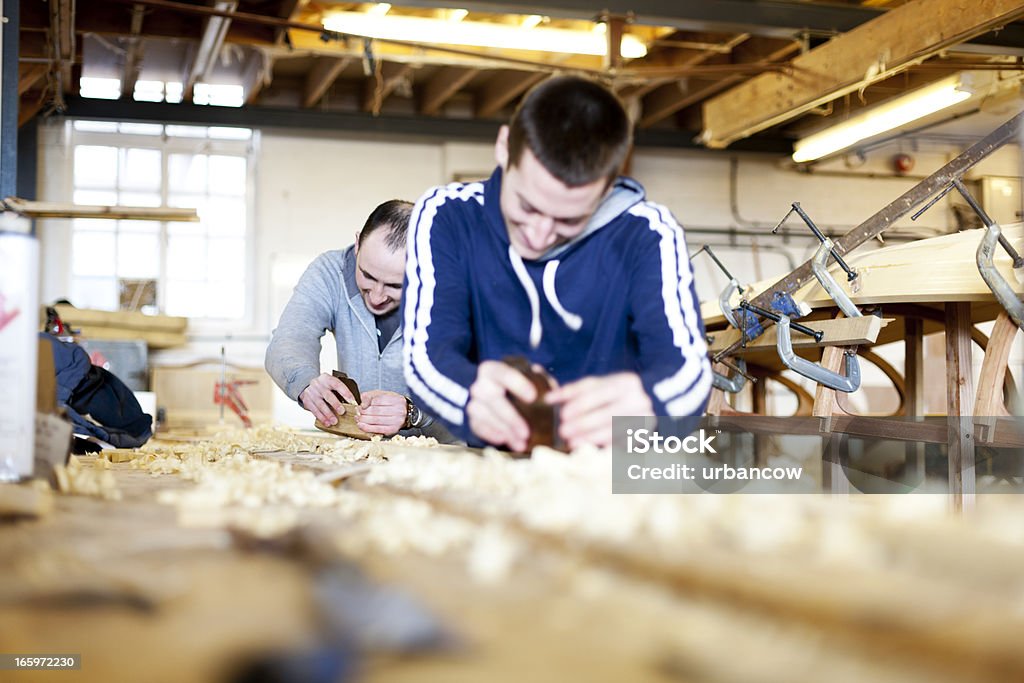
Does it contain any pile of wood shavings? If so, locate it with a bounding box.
[53,456,121,501]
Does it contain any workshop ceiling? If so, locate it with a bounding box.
[17,0,1024,154]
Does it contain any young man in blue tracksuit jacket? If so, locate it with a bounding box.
[403,75,711,451]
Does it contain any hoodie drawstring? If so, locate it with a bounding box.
[508,246,543,349]
[542,261,583,331]
[508,248,583,348]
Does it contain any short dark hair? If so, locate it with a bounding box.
[357,199,414,251]
[507,75,632,187]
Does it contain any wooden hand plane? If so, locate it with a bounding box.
[314,371,374,441]
[503,357,566,453]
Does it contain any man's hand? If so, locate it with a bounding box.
[298,372,357,426]
[467,360,539,452]
[546,372,653,450]
[356,390,407,436]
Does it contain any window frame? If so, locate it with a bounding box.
[65,120,259,334]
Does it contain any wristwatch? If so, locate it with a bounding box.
[403,397,424,430]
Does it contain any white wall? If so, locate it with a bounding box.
[35,119,1023,421]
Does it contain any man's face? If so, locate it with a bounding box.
[496,129,609,260]
[354,228,405,316]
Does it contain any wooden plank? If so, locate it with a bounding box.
[974,311,1018,442]
[69,325,187,348]
[945,302,975,512]
[3,197,198,222]
[702,0,1024,147]
[709,316,890,354]
[49,305,188,333]
[418,67,477,116]
[475,70,545,118]
[304,56,350,108]
[812,345,846,424]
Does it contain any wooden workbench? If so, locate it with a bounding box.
[2,433,1024,683]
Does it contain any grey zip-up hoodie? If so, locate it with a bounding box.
[266,245,453,441]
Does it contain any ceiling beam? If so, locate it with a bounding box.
[475,70,544,118]
[418,67,477,116]
[48,0,75,96]
[18,64,49,96]
[304,56,350,108]
[362,62,414,114]
[60,94,793,153]
[120,4,147,101]
[702,0,1024,148]
[640,36,797,128]
[184,0,238,101]
[242,49,273,105]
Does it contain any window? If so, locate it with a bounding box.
[68,121,256,321]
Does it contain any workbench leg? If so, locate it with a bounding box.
[945,303,976,512]
[973,311,1018,443]
[904,316,926,482]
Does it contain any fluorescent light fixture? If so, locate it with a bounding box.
[323,11,648,58]
[366,3,391,16]
[446,8,469,22]
[792,75,974,163]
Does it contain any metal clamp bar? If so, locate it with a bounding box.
[775,202,857,282]
[776,315,861,393]
[951,179,1024,268]
[739,301,823,342]
[976,221,1024,330]
[719,279,741,329]
[810,238,862,319]
[712,358,748,393]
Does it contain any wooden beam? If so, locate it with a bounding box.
[18,64,49,96]
[120,4,147,101]
[50,0,75,86]
[710,316,891,354]
[643,37,799,128]
[475,70,544,119]
[702,0,1024,148]
[242,50,274,105]
[362,62,414,114]
[945,302,975,511]
[304,56,350,108]
[184,0,238,101]
[274,0,303,46]
[419,67,477,116]
[603,15,625,71]
[974,311,1018,441]
[2,197,198,222]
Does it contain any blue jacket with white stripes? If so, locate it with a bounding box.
[402,166,712,445]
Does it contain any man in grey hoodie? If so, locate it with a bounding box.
[266,199,447,439]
